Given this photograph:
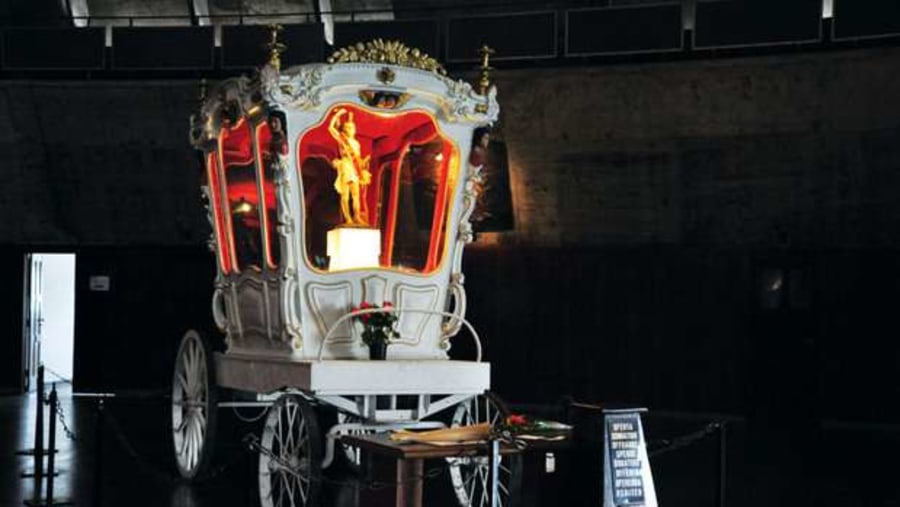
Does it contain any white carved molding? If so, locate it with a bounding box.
[393,283,441,347]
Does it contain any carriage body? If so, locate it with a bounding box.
[190,48,497,366]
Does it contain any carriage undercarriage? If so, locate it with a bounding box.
[172,329,519,507]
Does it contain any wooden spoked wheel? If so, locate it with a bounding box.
[447,392,523,507]
[171,329,218,479]
[259,394,323,507]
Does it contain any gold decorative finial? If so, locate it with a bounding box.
[327,39,447,76]
[477,45,494,96]
[266,24,286,70]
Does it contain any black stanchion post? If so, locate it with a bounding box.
[92,399,104,507]
[717,422,727,507]
[36,365,45,471]
[26,367,44,507]
[46,386,57,505]
[20,365,46,483]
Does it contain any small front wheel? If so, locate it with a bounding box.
[447,392,523,507]
[258,394,323,507]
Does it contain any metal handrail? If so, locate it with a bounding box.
[316,307,482,362]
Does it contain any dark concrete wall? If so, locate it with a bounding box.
[0,47,898,424]
[0,81,206,246]
[492,47,900,248]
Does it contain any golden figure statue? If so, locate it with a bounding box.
[329,108,371,225]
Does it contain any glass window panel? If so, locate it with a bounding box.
[206,151,233,273]
[220,117,264,272]
[255,111,288,269]
[297,105,458,274]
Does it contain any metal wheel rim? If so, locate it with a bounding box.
[259,395,315,507]
[448,396,515,507]
[172,331,209,478]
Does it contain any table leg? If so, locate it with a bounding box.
[487,440,500,507]
[395,458,423,507]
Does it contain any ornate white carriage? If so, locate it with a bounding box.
[171,36,516,506]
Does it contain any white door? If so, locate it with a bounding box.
[22,254,44,392]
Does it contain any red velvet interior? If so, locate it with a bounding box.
[297,106,438,171]
[220,118,254,166]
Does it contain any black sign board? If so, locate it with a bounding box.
[603,409,656,507]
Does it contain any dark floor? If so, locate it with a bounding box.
[2,385,899,507]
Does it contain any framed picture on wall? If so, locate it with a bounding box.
[469,127,514,233]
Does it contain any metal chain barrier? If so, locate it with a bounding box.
[42,366,73,385]
[647,421,723,458]
[50,395,77,442]
[101,406,253,485]
[231,406,268,423]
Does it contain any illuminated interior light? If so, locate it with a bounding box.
[327,227,381,271]
[435,153,444,161]
[232,198,254,215]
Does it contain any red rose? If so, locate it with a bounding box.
[383,301,393,308]
[360,301,372,309]
[507,414,527,426]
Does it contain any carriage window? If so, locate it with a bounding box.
[255,112,287,269]
[297,105,459,274]
[219,117,263,272]
[205,152,233,273]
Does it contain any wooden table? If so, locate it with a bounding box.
[343,434,521,507]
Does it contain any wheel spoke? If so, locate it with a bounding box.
[286,402,297,451]
[176,372,189,395]
[275,472,285,506]
[275,409,284,451]
[186,419,196,469]
[296,474,307,503]
[285,469,296,506]
[297,417,307,454]
[466,470,477,505]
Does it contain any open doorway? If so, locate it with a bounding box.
[22,253,76,391]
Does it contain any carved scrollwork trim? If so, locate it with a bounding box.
[272,151,304,351]
[393,283,441,347]
[444,80,499,124]
[261,63,324,110]
[441,161,484,347]
[307,281,356,347]
[361,275,389,303]
[190,76,263,149]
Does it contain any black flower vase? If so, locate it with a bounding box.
[369,341,388,360]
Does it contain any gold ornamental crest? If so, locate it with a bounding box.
[327,39,447,76]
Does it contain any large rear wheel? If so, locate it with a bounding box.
[171,329,218,479]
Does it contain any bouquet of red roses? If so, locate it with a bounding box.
[352,301,399,346]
